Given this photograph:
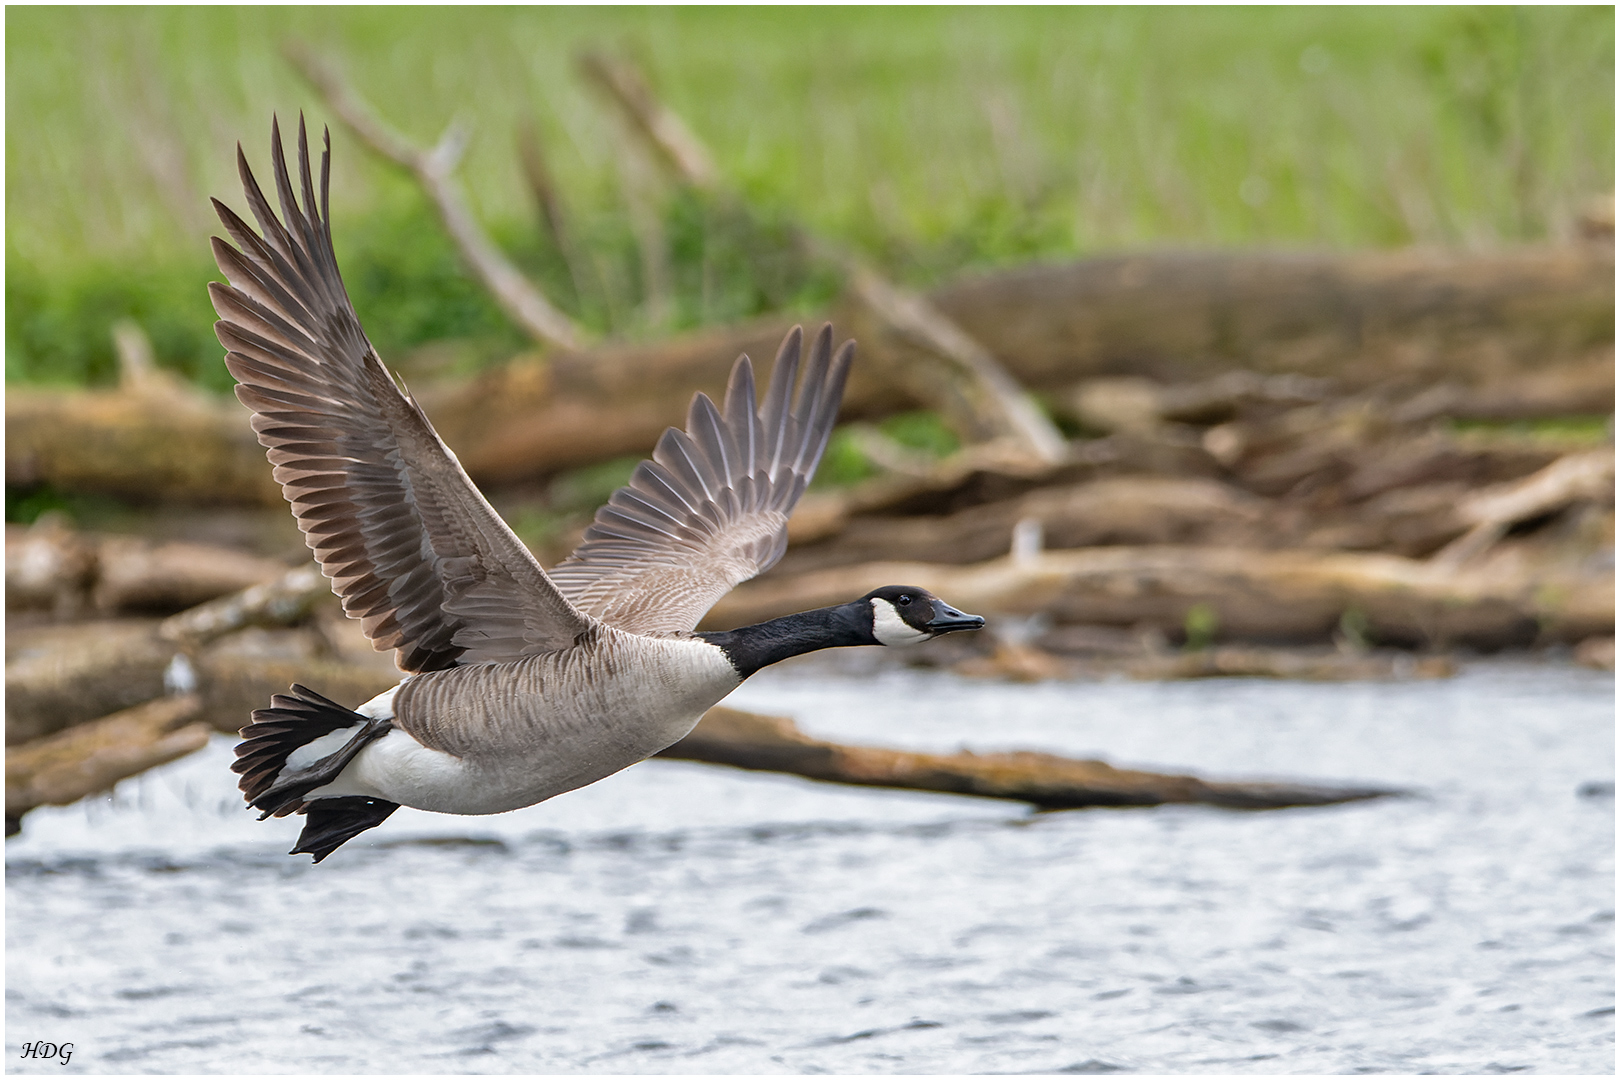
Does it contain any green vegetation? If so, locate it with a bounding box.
[4,485,130,530]
[1448,416,1614,444]
[6,6,1613,389]
[814,412,964,489]
[1183,602,1221,651]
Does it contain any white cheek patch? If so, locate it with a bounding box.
[871,598,930,646]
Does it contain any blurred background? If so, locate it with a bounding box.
[7,6,1614,387]
[6,7,1614,1075]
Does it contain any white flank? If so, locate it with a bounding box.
[871,598,930,646]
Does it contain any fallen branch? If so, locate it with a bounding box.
[1205,396,1584,502]
[5,517,97,616]
[159,564,330,648]
[92,536,290,614]
[5,694,212,835]
[1575,636,1615,670]
[285,42,589,352]
[193,655,399,736]
[576,51,721,192]
[659,705,1403,810]
[1433,447,1615,567]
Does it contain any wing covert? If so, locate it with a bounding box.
[549,324,855,634]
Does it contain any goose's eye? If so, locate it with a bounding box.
[897,595,912,606]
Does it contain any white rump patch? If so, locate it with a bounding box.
[283,683,402,773]
[357,683,403,721]
[285,725,363,772]
[871,598,930,646]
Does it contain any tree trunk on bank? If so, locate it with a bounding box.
[925,246,1614,407]
[6,383,281,505]
[436,246,1614,482]
[8,248,1611,499]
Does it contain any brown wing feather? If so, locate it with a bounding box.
[209,116,591,672]
[549,324,855,634]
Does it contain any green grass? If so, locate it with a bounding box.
[6,6,1614,388]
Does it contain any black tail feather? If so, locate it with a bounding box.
[291,796,400,863]
[233,683,394,819]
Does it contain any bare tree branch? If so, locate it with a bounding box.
[577,51,721,193]
[516,115,595,312]
[576,48,1068,463]
[284,42,590,352]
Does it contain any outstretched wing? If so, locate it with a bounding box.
[548,324,854,635]
[209,116,592,673]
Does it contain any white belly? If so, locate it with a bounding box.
[306,634,740,816]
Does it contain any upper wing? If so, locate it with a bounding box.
[548,324,854,635]
[208,116,592,672]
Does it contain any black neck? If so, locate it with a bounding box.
[697,602,875,679]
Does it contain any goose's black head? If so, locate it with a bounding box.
[697,586,986,679]
[861,585,986,646]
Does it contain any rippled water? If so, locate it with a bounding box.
[7,661,1614,1074]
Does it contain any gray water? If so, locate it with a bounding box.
[6,661,1614,1074]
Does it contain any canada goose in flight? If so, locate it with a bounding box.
[209,117,984,862]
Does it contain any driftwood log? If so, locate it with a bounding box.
[658,705,1401,810]
[158,565,329,648]
[7,620,182,744]
[1576,636,1616,670]
[4,695,212,835]
[1122,647,1457,682]
[937,246,1613,407]
[4,622,399,745]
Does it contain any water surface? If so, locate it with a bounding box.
[7,662,1613,1073]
